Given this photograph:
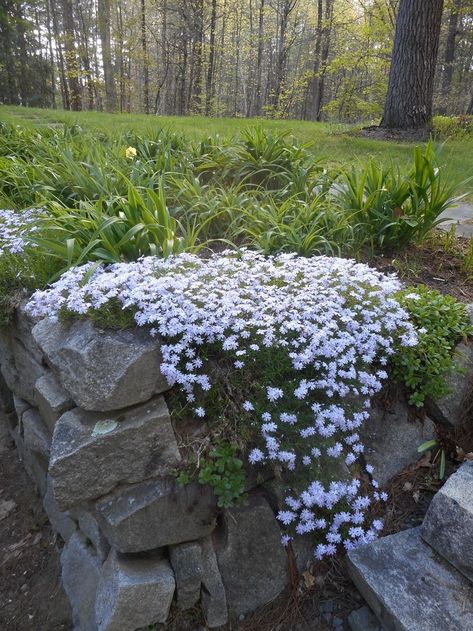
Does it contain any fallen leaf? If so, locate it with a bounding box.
[403,482,413,492]
[412,490,420,503]
[302,570,315,589]
[414,452,432,469]
[455,447,473,462]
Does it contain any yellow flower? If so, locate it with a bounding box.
[125,146,137,159]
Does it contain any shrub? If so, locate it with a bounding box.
[393,285,472,407]
[432,115,473,139]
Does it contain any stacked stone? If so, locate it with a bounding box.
[0,303,292,631]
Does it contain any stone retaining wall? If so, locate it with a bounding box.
[0,302,304,630]
[0,301,472,630]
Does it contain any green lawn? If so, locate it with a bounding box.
[2,105,473,199]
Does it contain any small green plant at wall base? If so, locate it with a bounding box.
[393,285,472,407]
[197,444,247,509]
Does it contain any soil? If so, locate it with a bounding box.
[0,438,72,631]
[358,125,430,142]
[370,235,473,302]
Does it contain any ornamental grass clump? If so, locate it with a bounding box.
[27,250,417,558]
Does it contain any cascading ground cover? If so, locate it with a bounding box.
[26,249,417,558]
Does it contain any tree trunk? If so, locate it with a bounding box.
[77,4,95,110]
[61,0,82,110]
[441,0,460,107]
[141,0,150,114]
[191,0,204,112]
[97,0,116,112]
[117,1,125,112]
[314,0,334,121]
[381,0,444,129]
[205,0,217,116]
[252,0,265,116]
[467,91,473,115]
[46,0,57,108]
[306,0,323,120]
[272,0,295,111]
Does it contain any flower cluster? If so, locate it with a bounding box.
[0,208,39,255]
[27,250,416,558]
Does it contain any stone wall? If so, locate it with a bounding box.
[0,302,472,631]
[0,303,303,631]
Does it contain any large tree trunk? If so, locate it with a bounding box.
[381,0,444,129]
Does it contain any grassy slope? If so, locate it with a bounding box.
[1,104,473,199]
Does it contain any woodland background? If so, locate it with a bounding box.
[0,0,472,121]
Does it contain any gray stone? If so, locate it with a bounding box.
[43,476,76,542]
[14,429,48,496]
[438,205,473,238]
[32,318,170,411]
[200,536,228,628]
[95,550,175,630]
[13,395,31,422]
[34,373,74,432]
[421,461,473,582]
[347,527,473,631]
[348,606,382,631]
[9,336,46,405]
[95,478,217,553]
[22,407,51,457]
[49,396,180,510]
[13,299,44,363]
[466,302,473,326]
[426,342,473,426]
[0,408,13,452]
[0,328,13,368]
[169,542,202,610]
[215,496,288,617]
[0,330,16,394]
[361,399,436,486]
[72,508,110,562]
[291,535,314,574]
[61,531,102,631]
[0,371,14,413]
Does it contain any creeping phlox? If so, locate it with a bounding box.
[0,209,40,255]
[26,250,417,559]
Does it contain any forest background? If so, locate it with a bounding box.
[1,0,472,122]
